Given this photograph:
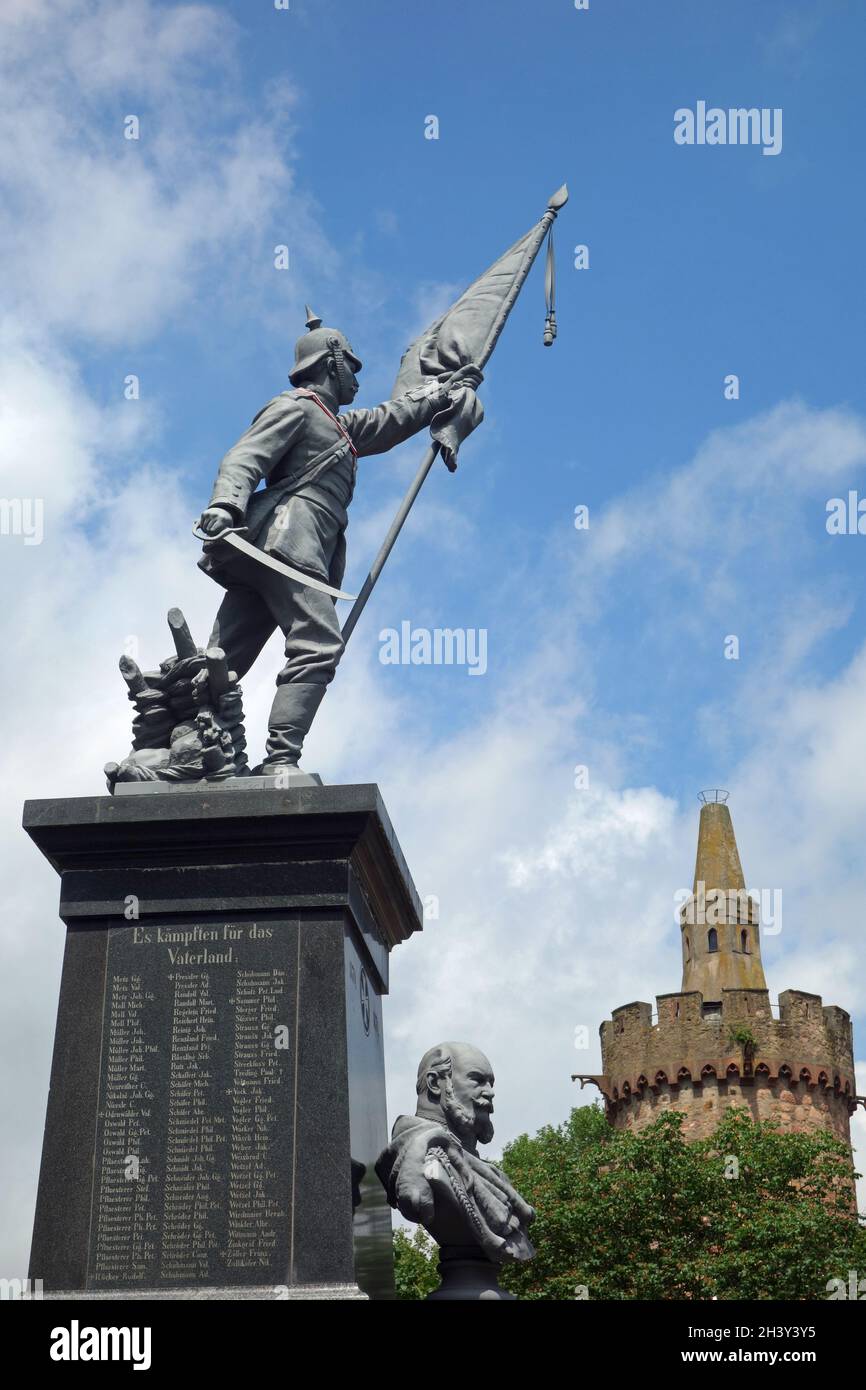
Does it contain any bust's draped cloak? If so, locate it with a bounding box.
[376,1114,535,1264]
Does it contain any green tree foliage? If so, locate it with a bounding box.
[496,1104,866,1300]
[392,1226,439,1300]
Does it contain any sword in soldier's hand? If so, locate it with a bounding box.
[340,182,568,644]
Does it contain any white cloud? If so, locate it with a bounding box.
[0,0,329,343]
[571,402,866,597]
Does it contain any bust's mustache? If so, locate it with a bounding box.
[443,1090,494,1145]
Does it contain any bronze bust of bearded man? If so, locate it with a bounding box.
[376,1042,535,1300]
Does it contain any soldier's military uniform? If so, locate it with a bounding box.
[199,333,452,770]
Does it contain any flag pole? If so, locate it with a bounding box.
[340,442,440,643]
[340,184,568,645]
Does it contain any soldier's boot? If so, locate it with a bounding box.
[256,682,327,783]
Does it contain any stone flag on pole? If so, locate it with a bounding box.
[393,183,568,470]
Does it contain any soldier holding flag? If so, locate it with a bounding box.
[195,185,567,779]
[197,314,482,776]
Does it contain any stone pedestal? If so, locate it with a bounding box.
[428,1247,516,1301]
[23,783,421,1300]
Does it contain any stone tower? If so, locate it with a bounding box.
[580,794,858,1145]
[679,797,767,997]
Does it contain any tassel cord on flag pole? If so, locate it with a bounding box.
[476,187,566,369]
[341,184,568,645]
[544,226,557,347]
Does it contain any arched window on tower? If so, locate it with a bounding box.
[685,936,690,960]
[741,928,749,953]
[707,927,718,953]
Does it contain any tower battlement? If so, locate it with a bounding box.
[594,986,855,1141]
[600,988,854,1099]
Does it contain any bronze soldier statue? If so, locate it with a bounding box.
[107,190,565,789]
[196,310,482,778]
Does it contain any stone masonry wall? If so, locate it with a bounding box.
[598,988,855,1145]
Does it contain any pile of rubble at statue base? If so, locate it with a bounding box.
[105,608,248,792]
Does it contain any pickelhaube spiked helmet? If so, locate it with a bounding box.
[289,305,363,386]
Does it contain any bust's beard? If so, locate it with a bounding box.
[442,1090,494,1148]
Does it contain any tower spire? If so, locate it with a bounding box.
[680,794,767,998]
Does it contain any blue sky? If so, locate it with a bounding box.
[2,0,866,1271]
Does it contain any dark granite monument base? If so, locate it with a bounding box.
[38,1283,367,1301]
[24,784,422,1301]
